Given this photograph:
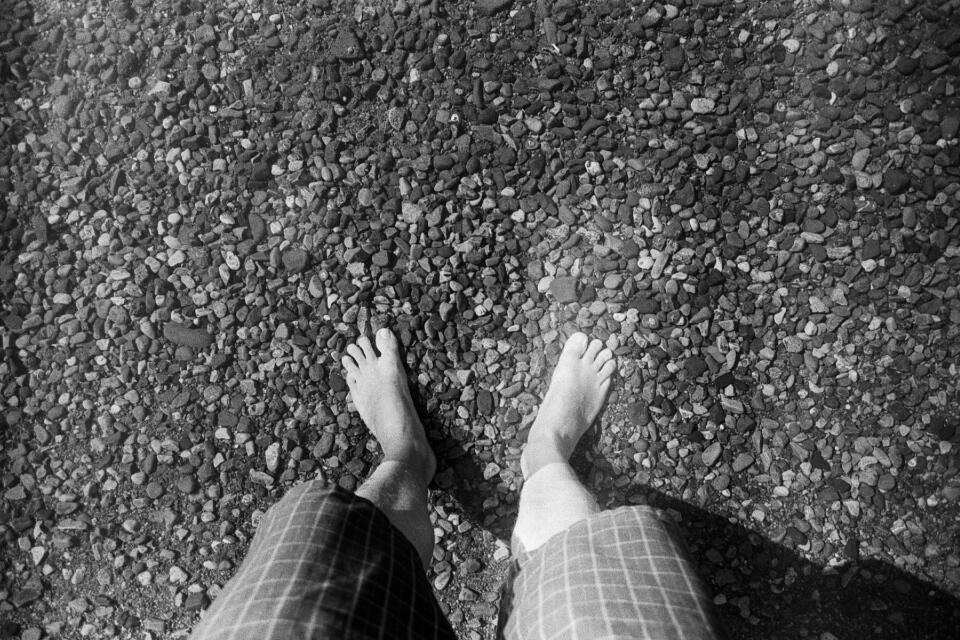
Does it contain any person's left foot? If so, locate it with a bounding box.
[341,328,436,484]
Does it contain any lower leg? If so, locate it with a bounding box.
[357,461,434,566]
[513,333,616,553]
[513,462,600,553]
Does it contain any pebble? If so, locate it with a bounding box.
[702,442,722,467]
[248,213,267,243]
[169,566,189,584]
[732,453,755,473]
[330,30,362,59]
[641,7,661,26]
[282,248,308,272]
[163,323,214,349]
[851,148,870,171]
[176,476,199,494]
[477,0,512,15]
[690,98,716,114]
[265,442,281,473]
[401,202,422,224]
[549,277,578,304]
[883,168,911,194]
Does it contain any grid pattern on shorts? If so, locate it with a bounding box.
[499,505,725,640]
[188,480,457,640]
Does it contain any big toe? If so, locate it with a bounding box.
[375,327,399,357]
[562,332,590,358]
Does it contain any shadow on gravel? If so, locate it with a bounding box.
[610,488,960,640]
[410,382,501,528]
[427,422,960,639]
[407,365,960,640]
[0,0,39,369]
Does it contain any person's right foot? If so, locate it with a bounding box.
[521,332,616,477]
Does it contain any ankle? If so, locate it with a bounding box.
[521,437,568,478]
[382,443,435,485]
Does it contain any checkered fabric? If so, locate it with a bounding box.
[498,505,725,640]
[188,480,457,640]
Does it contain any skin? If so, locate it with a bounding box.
[343,328,436,566]
[342,328,615,566]
[520,331,616,478]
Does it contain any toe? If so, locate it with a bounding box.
[585,338,604,361]
[357,335,377,359]
[375,327,398,356]
[599,360,617,379]
[563,332,590,357]
[595,348,614,369]
[342,354,359,376]
[347,343,366,364]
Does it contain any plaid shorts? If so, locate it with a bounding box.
[190,481,722,640]
[499,506,725,640]
[188,480,457,640]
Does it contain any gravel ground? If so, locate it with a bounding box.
[2,0,960,638]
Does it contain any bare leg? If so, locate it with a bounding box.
[513,332,616,553]
[342,328,437,567]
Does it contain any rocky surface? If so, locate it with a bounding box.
[1,0,959,638]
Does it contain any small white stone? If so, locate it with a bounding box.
[224,251,240,270]
[690,97,716,114]
[31,546,46,566]
[401,201,422,224]
[169,566,189,584]
[851,148,870,171]
[783,38,800,53]
[148,81,170,96]
[265,442,281,473]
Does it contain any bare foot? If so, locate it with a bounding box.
[521,332,616,477]
[341,328,436,484]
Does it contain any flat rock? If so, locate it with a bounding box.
[732,452,755,472]
[477,0,512,15]
[942,115,959,139]
[477,389,494,415]
[630,296,660,314]
[685,355,709,378]
[331,30,362,59]
[163,322,214,349]
[702,442,722,467]
[282,248,309,272]
[862,238,881,259]
[883,168,910,194]
[176,475,199,494]
[549,277,578,303]
[251,162,271,183]
[248,213,266,244]
[663,46,685,70]
[675,181,696,206]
